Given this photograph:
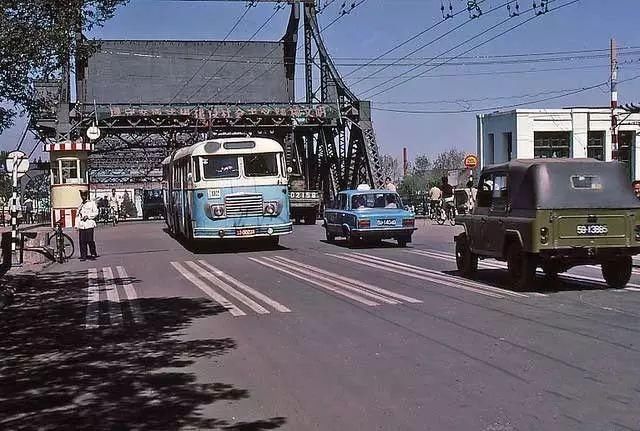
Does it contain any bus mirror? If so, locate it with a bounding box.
[286,167,293,174]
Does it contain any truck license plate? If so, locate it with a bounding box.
[576,224,608,235]
[377,219,397,226]
[236,229,256,236]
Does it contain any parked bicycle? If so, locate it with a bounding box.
[46,221,75,263]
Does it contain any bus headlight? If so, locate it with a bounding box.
[211,204,226,218]
[264,201,281,216]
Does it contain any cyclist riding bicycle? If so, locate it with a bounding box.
[428,184,442,217]
[440,176,454,212]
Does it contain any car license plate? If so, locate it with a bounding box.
[236,229,256,236]
[377,219,397,227]
[576,224,608,235]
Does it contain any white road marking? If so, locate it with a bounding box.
[198,260,291,313]
[85,268,100,329]
[116,266,144,324]
[102,267,123,326]
[272,255,422,304]
[267,257,400,304]
[171,262,246,317]
[353,251,530,299]
[325,253,503,299]
[185,261,270,314]
[249,257,380,306]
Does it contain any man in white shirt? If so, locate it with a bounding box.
[77,190,99,261]
[428,185,442,215]
[384,177,397,192]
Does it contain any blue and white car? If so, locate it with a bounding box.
[323,187,417,246]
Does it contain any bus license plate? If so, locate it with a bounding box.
[576,224,608,235]
[377,219,397,227]
[236,229,256,236]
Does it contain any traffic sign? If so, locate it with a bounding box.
[5,150,29,178]
[464,154,479,169]
[87,125,101,140]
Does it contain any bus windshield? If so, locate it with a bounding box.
[243,153,279,177]
[201,156,239,179]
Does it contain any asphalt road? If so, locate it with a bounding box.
[2,219,639,431]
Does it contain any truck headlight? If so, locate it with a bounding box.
[264,201,281,216]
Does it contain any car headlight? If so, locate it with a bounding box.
[264,201,282,216]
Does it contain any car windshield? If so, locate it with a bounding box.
[201,156,239,179]
[352,192,401,209]
[243,153,279,177]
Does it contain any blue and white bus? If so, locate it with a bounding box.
[162,137,293,245]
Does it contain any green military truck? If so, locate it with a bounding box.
[289,175,322,225]
[455,159,640,290]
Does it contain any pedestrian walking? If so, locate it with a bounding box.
[76,190,99,261]
[23,198,33,224]
[384,176,397,192]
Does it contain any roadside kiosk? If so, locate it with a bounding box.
[45,139,93,228]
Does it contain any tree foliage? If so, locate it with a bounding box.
[0,151,11,204]
[399,149,468,195]
[0,0,128,133]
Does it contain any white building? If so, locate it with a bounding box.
[477,108,640,180]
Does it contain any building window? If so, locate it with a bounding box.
[486,133,495,164]
[587,131,605,161]
[503,132,513,161]
[534,131,570,158]
[59,159,80,184]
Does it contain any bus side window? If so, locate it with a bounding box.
[193,157,201,182]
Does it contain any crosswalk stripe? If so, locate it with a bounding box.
[197,260,291,313]
[272,256,422,304]
[269,256,399,304]
[249,257,380,306]
[85,268,100,329]
[116,266,144,323]
[352,251,530,298]
[102,267,123,326]
[325,253,503,299]
[171,262,246,317]
[185,261,270,314]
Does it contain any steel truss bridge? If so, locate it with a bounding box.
[31,0,384,195]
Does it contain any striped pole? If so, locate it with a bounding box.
[10,157,19,266]
[611,38,618,160]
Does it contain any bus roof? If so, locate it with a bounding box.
[163,137,284,165]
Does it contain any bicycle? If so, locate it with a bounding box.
[436,199,457,226]
[46,221,75,263]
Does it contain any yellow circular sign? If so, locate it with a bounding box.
[464,154,478,169]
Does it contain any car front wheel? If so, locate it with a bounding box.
[507,243,537,291]
[326,229,336,242]
[601,257,632,289]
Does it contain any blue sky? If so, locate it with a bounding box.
[2,0,639,164]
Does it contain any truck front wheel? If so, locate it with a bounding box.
[602,257,632,289]
[455,234,478,277]
[304,211,317,225]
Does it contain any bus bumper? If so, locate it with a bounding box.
[194,222,293,239]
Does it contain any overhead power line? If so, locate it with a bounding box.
[362,0,582,98]
[371,73,640,115]
[167,3,253,103]
[350,0,511,88]
[342,0,488,80]
[187,4,284,102]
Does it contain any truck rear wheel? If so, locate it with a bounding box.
[507,243,537,291]
[304,213,317,225]
[602,257,632,289]
[455,234,478,277]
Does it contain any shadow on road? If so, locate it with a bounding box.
[163,228,289,255]
[445,268,613,294]
[319,239,407,250]
[0,270,286,430]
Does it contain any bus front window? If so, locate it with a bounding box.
[243,153,278,177]
[201,156,239,179]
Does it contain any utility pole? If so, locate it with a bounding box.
[611,38,618,161]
